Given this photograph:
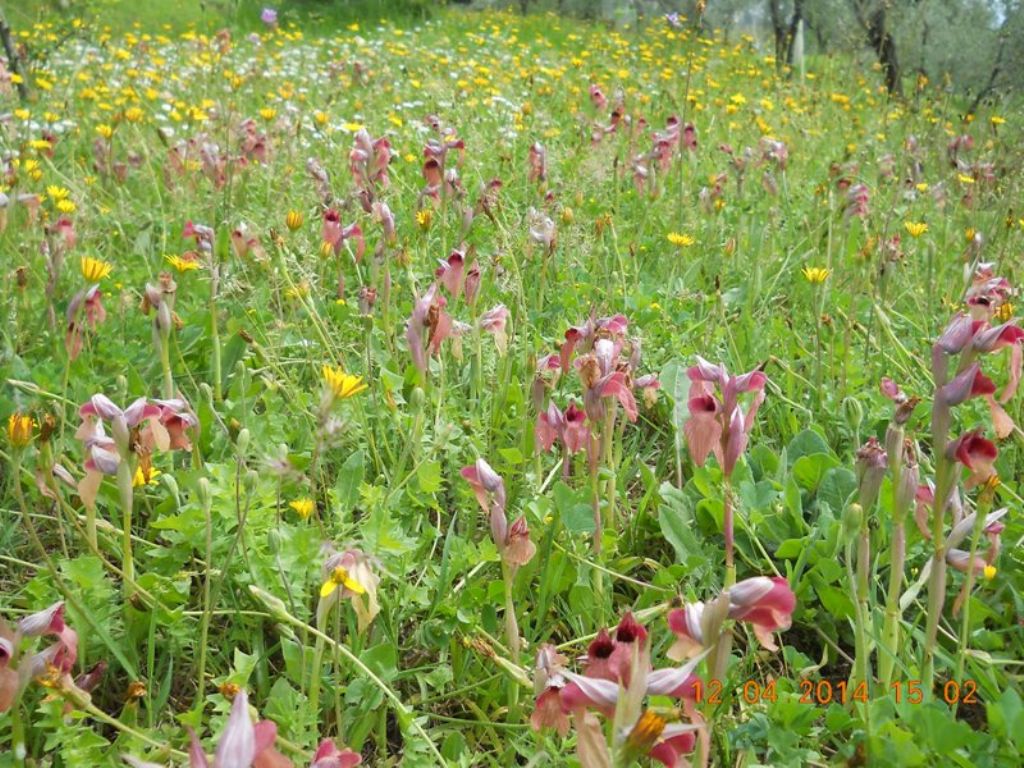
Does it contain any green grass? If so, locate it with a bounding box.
[0,5,1022,767]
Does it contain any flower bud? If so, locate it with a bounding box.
[894,447,919,517]
[195,477,211,510]
[855,437,887,510]
[841,396,863,433]
[410,386,425,408]
[161,473,180,505]
[843,503,864,536]
[249,586,288,620]
[236,428,250,456]
[267,528,283,555]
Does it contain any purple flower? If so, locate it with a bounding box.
[260,7,278,26]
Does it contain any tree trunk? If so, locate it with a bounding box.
[768,0,787,67]
[0,15,28,102]
[851,0,902,97]
[784,0,804,66]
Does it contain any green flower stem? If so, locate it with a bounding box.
[209,263,222,401]
[11,703,25,765]
[953,493,993,696]
[193,480,214,718]
[854,516,872,691]
[307,634,326,737]
[253,587,445,764]
[502,561,521,723]
[116,458,136,589]
[921,459,952,697]
[878,518,905,692]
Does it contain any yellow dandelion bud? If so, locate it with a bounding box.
[983,565,997,580]
[286,210,304,231]
[7,413,34,447]
[81,256,113,283]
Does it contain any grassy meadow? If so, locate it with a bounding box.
[1,4,1023,767]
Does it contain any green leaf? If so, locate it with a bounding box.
[818,467,857,511]
[553,481,595,534]
[792,453,839,491]
[335,449,365,512]
[815,584,855,619]
[361,643,398,681]
[416,460,442,494]
[775,538,806,559]
[786,429,831,464]
[498,447,524,465]
[658,482,699,563]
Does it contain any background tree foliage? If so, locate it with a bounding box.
[484,0,1023,104]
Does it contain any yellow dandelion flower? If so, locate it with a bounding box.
[289,498,315,519]
[983,565,997,581]
[957,173,975,185]
[81,256,113,282]
[320,564,365,598]
[46,185,70,201]
[323,365,367,400]
[801,266,830,284]
[904,221,928,238]
[165,254,201,273]
[342,122,364,132]
[416,209,432,231]
[313,111,329,126]
[915,182,928,192]
[625,710,668,753]
[667,232,695,247]
[259,106,277,121]
[964,227,976,242]
[7,413,34,447]
[96,124,115,139]
[990,116,1005,126]
[133,466,161,487]
[123,106,145,123]
[56,199,76,214]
